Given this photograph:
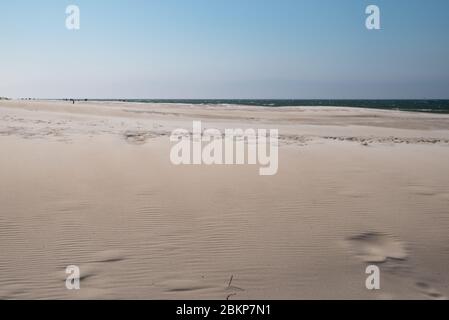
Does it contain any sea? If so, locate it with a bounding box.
[86,99,449,114]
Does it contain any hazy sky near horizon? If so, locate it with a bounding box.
[1,0,449,99]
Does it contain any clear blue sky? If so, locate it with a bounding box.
[1,0,449,99]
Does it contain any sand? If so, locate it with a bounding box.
[1,100,449,300]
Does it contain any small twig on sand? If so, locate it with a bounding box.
[226,293,237,300]
[227,275,234,288]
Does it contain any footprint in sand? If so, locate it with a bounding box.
[338,190,368,198]
[346,232,408,263]
[91,249,126,263]
[405,186,436,196]
[415,281,448,300]
[156,275,244,298]
[56,263,99,284]
[1,253,123,299]
[67,250,127,281]
[346,233,448,299]
[157,279,214,293]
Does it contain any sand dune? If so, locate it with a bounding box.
[1,100,449,299]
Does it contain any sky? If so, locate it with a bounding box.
[1,0,449,99]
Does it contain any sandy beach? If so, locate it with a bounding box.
[1,100,449,300]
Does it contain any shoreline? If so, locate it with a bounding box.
[5,98,449,115]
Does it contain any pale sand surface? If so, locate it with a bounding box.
[1,100,449,299]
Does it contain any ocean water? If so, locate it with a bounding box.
[93,99,449,114]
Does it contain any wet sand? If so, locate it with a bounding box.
[1,100,449,299]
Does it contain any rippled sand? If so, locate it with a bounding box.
[1,100,449,299]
